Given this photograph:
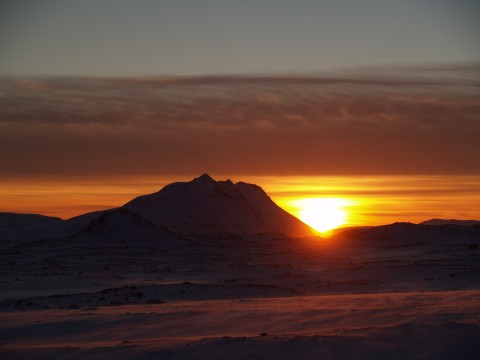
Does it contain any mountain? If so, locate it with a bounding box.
[328,225,373,236]
[0,212,66,247]
[332,222,480,246]
[123,174,314,237]
[421,219,480,226]
[0,174,314,247]
[0,210,114,248]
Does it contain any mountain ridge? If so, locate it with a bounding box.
[123,173,315,237]
[332,221,480,246]
[420,219,480,226]
[0,174,315,247]
[3,176,480,247]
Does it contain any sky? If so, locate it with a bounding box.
[1,67,479,177]
[1,0,479,76]
[0,0,479,224]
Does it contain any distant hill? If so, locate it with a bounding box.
[332,222,480,246]
[421,219,480,226]
[328,225,373,236]
[0,212,65,247]
[124,174,314,237]
[0,210,114,248]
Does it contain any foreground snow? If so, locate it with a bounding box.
[1,228,479,359]
[2,291,480,359]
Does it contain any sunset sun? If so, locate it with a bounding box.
[293,198,351,233]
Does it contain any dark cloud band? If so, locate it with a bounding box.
[1,64,479,176]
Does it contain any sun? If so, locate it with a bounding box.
[293,198,351,233]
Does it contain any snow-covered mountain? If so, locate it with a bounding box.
[7,175,479,247]
[0,174,314,247]
[123,174,314,237]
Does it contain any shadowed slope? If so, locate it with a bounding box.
[66,208,185,248]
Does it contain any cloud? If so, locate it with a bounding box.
[1,64,479,176]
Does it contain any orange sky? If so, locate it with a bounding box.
[1,175,479,227]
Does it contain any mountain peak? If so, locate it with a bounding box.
[194,173,216,183]
[123,175,314,236]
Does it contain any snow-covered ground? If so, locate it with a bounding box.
[1,176,479,358]
[2,290,480,360]
[1,227,479,359]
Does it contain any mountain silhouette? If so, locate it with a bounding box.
[0,212,65,246]
[332,222,480,246]
[421,219,480,226]
[123,174,314,236]
[0,174,315,247]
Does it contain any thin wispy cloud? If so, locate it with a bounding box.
[1,64,479,176]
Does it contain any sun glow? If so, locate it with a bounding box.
[293,198,351,233]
